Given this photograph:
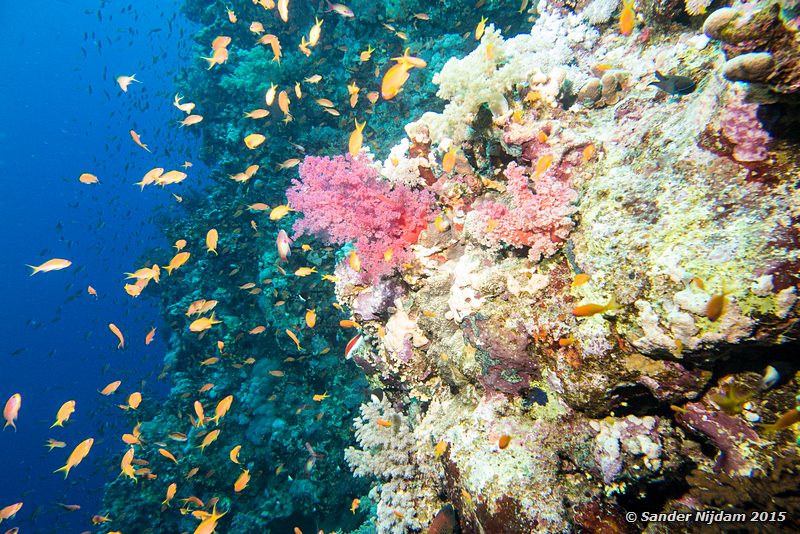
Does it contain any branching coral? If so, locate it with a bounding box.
[345,395,441,533]
[286,154,434,281]
[466,162,578,262]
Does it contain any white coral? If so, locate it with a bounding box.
[345,395,439,533]
[381,138,427,188]
[409,8,597,145]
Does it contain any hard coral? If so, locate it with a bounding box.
[286,154,434,282]
[703,3,800,94]
[467,162,578,262]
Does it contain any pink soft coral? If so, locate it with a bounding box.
[469,162,577,262]
[720,87,771,162]
[286,154,434,281]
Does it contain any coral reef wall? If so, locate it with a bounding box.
[99,0,800,533]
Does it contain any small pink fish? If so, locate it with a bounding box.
[276,230,292,263]
[3,393,22,431]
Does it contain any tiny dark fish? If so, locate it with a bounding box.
[522,387,548,408]
[649,71,696,96]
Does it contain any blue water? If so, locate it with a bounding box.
[0,1,202,530]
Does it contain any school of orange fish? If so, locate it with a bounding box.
[2,1,653,532]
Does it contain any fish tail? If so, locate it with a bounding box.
[4,421,15,431]
[50,421,62,429]
[54,464,70,479]
[25,265,39,275]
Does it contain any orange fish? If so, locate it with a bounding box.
[202,46,229,69]
[197,429,220,452]
[145,327,156,345]
[164,252,191,275]
[620,0,635,35]
[277,0,289,22]
[270,205,292,220]
[229,445,241,464]
[582,144,595,162]
[50,400,75,428]
[194,504,227,534]
[3,394,21,431]
[159,448,178,463]
[120,447,136,480]
[173,93,196,113]
[99,380,121,395]
[135,167,164,190]
[54,438,93,478]
[534,154,553,176]
[108,323,125,349]
[244,133,266,150]
[129,130,151,153]
[572,273,590,287]
[286,329,302,350]
[163,482,177,506]
[381,62,411,100]
[0,503,23,522]
[126,392,142,410]
[572,297,619,317]
[475,16,488,40]
[278,90,291,116]
[211,395,233,425]
[87,285,97,297]
[26,258,72,275]
[180,114,204,127]
[349,119,366,157]
[79,172,99,184]
[442,147,456,173]
[234,469,250,492]
[155,170,188,186]
[309,17,323,46]
[349,250,361,272]
[206,229,219,255]
[244,109,269,119]
[375,418,392,428]
[305,309,316,328]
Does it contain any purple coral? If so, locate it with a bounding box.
[719,87,771,162]
[286,154,434,281]
[469,162,577,262]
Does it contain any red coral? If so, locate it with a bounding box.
[286,154,434,281]
[469,162,578,262]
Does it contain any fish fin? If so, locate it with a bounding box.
[655,71,665,80]
[25,265,39,275]
[54,465,70,478]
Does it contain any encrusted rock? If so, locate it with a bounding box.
[722,52,776,83]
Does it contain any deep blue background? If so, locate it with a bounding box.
[0,1,203,531]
